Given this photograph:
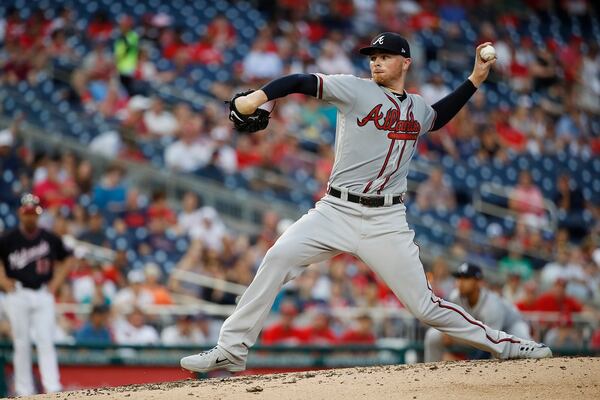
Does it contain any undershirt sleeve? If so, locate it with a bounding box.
[430,79,477,131]
[261,74,319,100]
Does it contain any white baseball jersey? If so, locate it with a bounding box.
[313,73,436,195]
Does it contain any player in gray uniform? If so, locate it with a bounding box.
[181,32,551,372]
[425,263,531,362]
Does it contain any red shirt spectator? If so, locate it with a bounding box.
[147,191,177,225]
[340,314,376,344]
[205,16,237,48]
[33,160,77,210]
[189,38,224,65]
[532,279,583,328]
[589,329,600,350]
[261,303,304,345]
[301,311,338,345]
[534,290,583,314]
[236,137,263,170]
[87,11,113,41]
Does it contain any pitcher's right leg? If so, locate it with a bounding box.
[357,226,551,360]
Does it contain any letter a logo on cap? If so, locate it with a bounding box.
[373,35,385,45]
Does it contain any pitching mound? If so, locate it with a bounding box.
[31,357,599,400]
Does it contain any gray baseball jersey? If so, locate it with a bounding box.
[448,288,524,332]
[210,73,532,367]
[314,73,436,195]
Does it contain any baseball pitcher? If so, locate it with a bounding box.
[181,32,551,372]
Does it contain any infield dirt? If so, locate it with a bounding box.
[29,357,600,400]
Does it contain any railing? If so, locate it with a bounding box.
[0,113,302,236]
[473,182,559,233]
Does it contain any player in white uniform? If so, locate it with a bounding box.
[181,32,551,372]
[425,263,532,362]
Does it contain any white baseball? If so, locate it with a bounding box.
[480,45,496,61]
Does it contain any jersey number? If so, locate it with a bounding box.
[36,259,51,275]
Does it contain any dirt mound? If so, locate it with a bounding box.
[31,357,600,400]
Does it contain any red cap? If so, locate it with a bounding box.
[19,193,43,215]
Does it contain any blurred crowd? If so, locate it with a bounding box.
[1,0,600,352]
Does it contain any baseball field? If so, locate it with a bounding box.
[30,357,600,400]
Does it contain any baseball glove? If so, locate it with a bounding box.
[227,90,270,133]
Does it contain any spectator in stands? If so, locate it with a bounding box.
[77,210,108,247]
[577,44,600,114]
[590,326,600,351]
[33,155,77,211]
[261,302,305,345]
[542,314,582,349]
[143,97,178,138]
[113,307,159,345]
[555,174,587,239]
[161,314,207,346]
[509,170,546,227]
[533,277,583,326]
[190,207,227,252]
[541,247,579,290]
[86,10,113,41]
[74,304,113,344]
[340,314,376,344]
[147,190,177,225]
[315,39,354,75]
[122,187,148,228]
[415,167,456,211]
[113,269,154,314]
[114,15,139,94]
[122,95,150,137]
[0,126,25,204]
[175,191,203,236]
[71,39,115,107]
[190,34,224,65]
[205,14,237,50]
[420,74,451,105]
[143,262,173,305]
[165,117,214,173]
[515,280,539,312]
[210,124,238,175]
[425,257,455,299]
[301,308,338,345]
[499,242,534,281]
[502,271,525,304]
[242,37,283,81]
[93,165,127,213]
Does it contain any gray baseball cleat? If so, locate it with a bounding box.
[512,340,553,359]
[180,346,246,373]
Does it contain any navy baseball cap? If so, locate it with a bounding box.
[452,263,483,279]
[359,32,411,57]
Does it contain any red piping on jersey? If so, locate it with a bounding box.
[428,109,437,132]
[316,74,323,99]
[413,241,521,346]
[376,95,411,193]
[378,140,407,193]
[363,139,395,193]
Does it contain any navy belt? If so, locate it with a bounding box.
[328,187,404,207]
